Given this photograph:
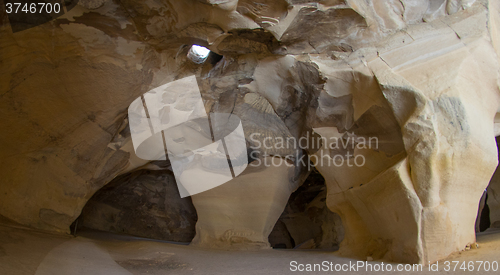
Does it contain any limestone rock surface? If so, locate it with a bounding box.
[0,0,499,265]
[190,156,299,249]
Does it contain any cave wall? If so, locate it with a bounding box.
[0,0,207,232]
[79,170,197,242]
[1,0,500,264]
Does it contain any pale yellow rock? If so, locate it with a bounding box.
[0,0,499,266]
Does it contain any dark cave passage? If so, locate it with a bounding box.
[269,168,344,250]
[74,169,197,243]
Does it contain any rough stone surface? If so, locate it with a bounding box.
[0,0,499,265]
[79,170,197,242]
[270,169,344,250]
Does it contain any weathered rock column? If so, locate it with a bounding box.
[190,156,298,249]
[314,4,500,263]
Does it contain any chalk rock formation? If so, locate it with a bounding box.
[190,156,299,249]
[310,2,500,263]
[1,0,500,265]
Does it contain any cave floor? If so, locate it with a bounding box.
[1,222,500,275]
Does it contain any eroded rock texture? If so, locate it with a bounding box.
[311,3,500,263]
[1,0,500,264]
[269,169,344,250]
[79,170,197,242]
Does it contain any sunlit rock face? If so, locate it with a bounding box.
[309,2,500,263]
[1,0,500,264]
[190,156,299,250]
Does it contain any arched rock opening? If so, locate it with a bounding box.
[75,169,197,243]
[269,168,344,249]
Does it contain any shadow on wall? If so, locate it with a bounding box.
[73,166,344,249]
[476,191,490,232]
[269,168,344,250]
[479,136,500,232]
[74,169,198,243]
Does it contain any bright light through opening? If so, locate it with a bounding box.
[192,45,210,58]
[188,45,211,64]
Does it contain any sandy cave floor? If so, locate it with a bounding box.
[1,221,500,275]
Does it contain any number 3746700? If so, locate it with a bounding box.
[443,261,499,272]
[5,2,61,14]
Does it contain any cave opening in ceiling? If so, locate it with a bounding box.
[187,45,211,64]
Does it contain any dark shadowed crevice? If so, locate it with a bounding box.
[479,193,491,232]
[207,51,223,66]
[269,168,344,249]
[73,170,197,243]
[478,136,500,233]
